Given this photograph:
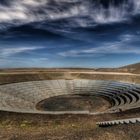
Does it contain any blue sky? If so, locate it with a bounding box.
[0,0,140,68]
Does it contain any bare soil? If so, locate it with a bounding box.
[0,111,140,140]
[0,68,140,140]
[36,95,110,112]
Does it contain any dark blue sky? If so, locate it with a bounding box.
[0,0,140,68]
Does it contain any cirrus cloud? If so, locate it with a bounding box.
[0,46,45,57]
[0,0,140,30]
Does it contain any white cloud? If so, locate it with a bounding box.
[0,0,140,29]
[58,34,140,57]
[59,45,140,57]
[0,46,44,57]
[0,56,49,68]
[0,45,47,67]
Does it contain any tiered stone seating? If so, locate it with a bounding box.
[96,117,140,127]
[0,80,140,115]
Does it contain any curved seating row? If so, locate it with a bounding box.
[96,117,140,127]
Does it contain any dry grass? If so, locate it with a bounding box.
[0,111,140,140]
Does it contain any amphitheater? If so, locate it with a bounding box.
[1,78,140,127]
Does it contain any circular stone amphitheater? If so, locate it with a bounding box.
[1,79,140,126]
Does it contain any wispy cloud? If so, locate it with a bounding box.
[58,45,140,57]
[58,34,140,57]
[0,0,140,30]
[0,46,44,57]
[0,55,48,68]
[0,45,48,67]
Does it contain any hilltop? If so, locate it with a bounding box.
[119,63,140,74]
